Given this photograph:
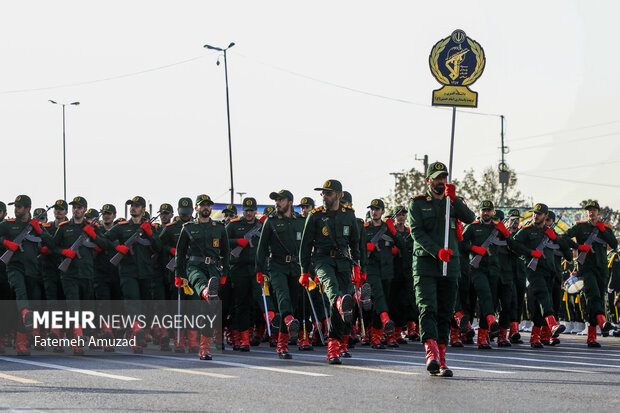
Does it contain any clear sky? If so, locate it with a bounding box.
[1,1,618,217]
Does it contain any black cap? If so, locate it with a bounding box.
[508,209,521,219]
[547,210,556,221]
[85,209,99,219]
[126,196,146,208]
[102,204,117,214]
[224,204,238,215]
[426,162,448,179]
[532,203,549,214]
[159,203,174,214]
[493,210,505,220]
[341,191,352,204]
[298,197,315,208]
[9,195,31,208]
[314,179,343,193]
[269,190,294,202]
[585,200,600,210]
[33,208,47,217]
[479,200,494,210]
[263,206,275,216]
[69,196,87,208]
[195,194,214,206]
[178,197,194,214]
[53,199,68,210]
[242,197,257,211]
[368,199,385,209]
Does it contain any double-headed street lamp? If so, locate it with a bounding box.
[204,42,235,204]
[49,100,80,201]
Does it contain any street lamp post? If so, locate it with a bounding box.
[204,42,236,204]
[49,100,80,201]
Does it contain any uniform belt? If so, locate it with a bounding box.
[315,248,342,258]
[270,253,298,264]
[189,256,219,265]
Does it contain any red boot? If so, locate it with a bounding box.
[298,329,313,351]
[284,315,300,337]
[530,326,543,348]
[587,325,601,348]
[407,321,420,341]
[424,339,440,375]
[486,314,499,339]
[276,332,291,359]
[540,325,551,345]
[327,338,342,364]
[596,314,613,333]
[544,315,565,337]
[509,321,522,344]
[15,332,30,356]
[336,295,354,323]
[386,329,399,348]
[438,343,453,377]
[238,330,250,352]
[497,328,511,347]
[174,329,186,353]
[198,335,212,360]
[131,321,145,353]
[379,312,395,336]
[72,325,84,355]
[394,326,407,344]
[450,327,463,347]
[187,330,200,353]
[339,335,351,358]
[371,327,385,349]
[477,328,491,349]
[231,330,240,351]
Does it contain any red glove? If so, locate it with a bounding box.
[444,184,456,201]
[115,245,130,255]
[456,220,464,242]
[237,238,249,248]
[495,222,510,237]
[2,240,19,252]
[314,276,320,284]
[391,247,399,256]
[438,248,452,262]
[82,224,97,239]
[471,245,487,256]
[219,276,227,286]
[299,272,310,288]
[352,266,361,284]
[259,216,267,224]
[578,244,590,253]
[62,249,76,259]
[366,243,376,252]
[596,221,606,232]
[174,277,183,288]
[385,218,397,235]
[29,219,43,234]
[140,222,153,237]
[256,272,264,285]
[40,246,50,255]
[530,250,542,259]
[94,246,103,253]
[170,248,177,256]
[544,228,557,241]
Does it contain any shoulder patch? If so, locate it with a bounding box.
[231,217,241,223]
[165,221,177,227]
[58,221,70,227]
[118,221,130,225]
[364,222,370,227]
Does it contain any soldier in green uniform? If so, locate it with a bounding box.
[159,198,195,352]
[407,162,475,377]
[53,197,108,354]
[461,200,507,349]
[92,203,122,352]
[364,198,402,349]
[256,190,305,359]
[226,197,262,352]
[299,180,363,365]
[0,195,54,356]
[175,194,230,360]
[99,196,162,353]
[42,200,68,303]
[490,209,515,347]
[222,204,238,226]
[508,203,567,348]
[0,201,12,353]
[562,200,618,347]
[506,209,526,344]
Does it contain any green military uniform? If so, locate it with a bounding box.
[226,197,262,349]
[41,204,68,302]
[0,201,15,342]
[93,204,122,302]
[508,204,570,343]
[461,201,500,343]
[256,190,305,354]
[562,201,618,336]
[300,180,362,347]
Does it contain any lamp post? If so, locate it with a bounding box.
[204,42,236,204]
[49,100,80,201]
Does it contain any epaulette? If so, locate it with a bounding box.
[166,221,177,227]
[212,221,218,226]
[411,194,425,200]
[118,221,130,225]
[6,219,15,222]
[471,220,479,224]
[577,221,586,224]
[364,222,370,227]
[604,223,611,229]
[58,221,70,227]
[523,225,532,229]
[342,204,354,212]
[311,206,326,214]
[231,217,241,223]
[42,223,52,228]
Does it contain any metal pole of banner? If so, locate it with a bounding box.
[442,106,457,276]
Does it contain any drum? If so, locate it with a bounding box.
[563,275,584,294]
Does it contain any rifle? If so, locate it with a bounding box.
[58,210,102,273]
[110,214,161,267]
[0,206,53,265]
[470,219,508,269]
[576,214,611,265]
[230,221,262,259]
[527,214,562,271]
[366,223,389,257]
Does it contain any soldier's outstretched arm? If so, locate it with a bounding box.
[601,225,618,249]
[98,224,120,251]
[561,225,579,249]
[507,228,530,258]
[453,197,475,224]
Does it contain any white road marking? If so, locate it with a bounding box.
[0,356,140,381]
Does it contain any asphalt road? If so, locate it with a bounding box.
[0,334,619,412]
